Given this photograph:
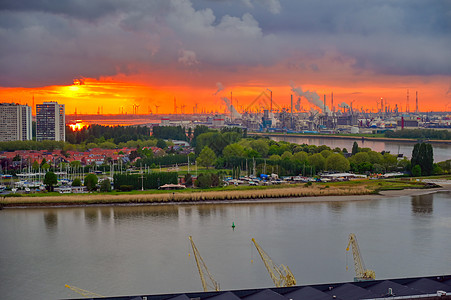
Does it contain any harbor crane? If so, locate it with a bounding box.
[346,233,376,281]
[251,238,297,288]
[64,284,104,298]
[189,236,220,292]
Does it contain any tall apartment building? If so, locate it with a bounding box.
[36,101,65,141]
[0,103,32,142]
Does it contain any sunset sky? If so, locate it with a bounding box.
[1,0,450,115]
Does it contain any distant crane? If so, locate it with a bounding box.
[154,105,160,114]
[64,284,104,298]
[346,233,376,281]
[251,238,297,287]
[189,236,220,292]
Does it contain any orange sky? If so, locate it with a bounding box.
[1,75,449,115]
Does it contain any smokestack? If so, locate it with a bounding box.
[406,89,410,113]
[323,94,326,114]
[331,92,334,113]
[416,91,418,113]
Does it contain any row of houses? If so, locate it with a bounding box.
[0,147,164,168]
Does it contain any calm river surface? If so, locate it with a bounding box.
[270,136,451,163]
[1,192,451,299]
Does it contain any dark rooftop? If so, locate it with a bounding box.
[67,275,451,300]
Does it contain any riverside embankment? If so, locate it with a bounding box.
[1,179,447,208]
[251,132,451,145]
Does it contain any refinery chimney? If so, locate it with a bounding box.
[416,91,418,113]
[331,92,334,114]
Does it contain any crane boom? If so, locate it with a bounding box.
[189,236,220,292]
[251,238,296,287]
[64,284,104,298]
[346,233,376,281]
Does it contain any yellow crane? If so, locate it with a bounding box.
[346,233,376,281]
[251,238,297,287]
[64,284,104,298]
[188,236,220,292]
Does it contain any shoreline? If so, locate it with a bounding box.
[251,132,451,145]
[2,183,449,209]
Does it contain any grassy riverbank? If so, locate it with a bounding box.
[0,178,441,208]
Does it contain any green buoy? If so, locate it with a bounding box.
[232,222,235,229]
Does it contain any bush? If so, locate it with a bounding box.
[100,178,112,192]
[84,173,99,191]
[119,185,133,191]
[195,173,212,189]
[72,178,82,187]
[412,165,422,177]
[114,172,178,190]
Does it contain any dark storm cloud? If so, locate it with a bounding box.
[0,0,449,87]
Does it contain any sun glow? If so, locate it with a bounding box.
[68,121,88,131]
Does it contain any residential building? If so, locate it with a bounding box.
[36,101,65,141]
[0,103,32,142]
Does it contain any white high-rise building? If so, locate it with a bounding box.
[36,101,65,141]
[0,103,33,142]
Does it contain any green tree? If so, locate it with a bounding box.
[40,158,47,168]
[382,153,398,172]
[195,173,212,188]
[156,139,167,149]
[326,153,350,172]
[308,153,326,172]
[281,151,293,160]
[250,139,269,157]
[32,161,39,171]
[368,151,383,164]
[350,152,370,165]
[100,178,112,192]
[84,173,98,191]
[410,143,434,175]
[351,141,359,155]
[320,149,333,158]
[72,178,82,187]
[412,164,422,177]
[184,173,193,187]
[292,151,308,163]
[44,171,58,192]
[197,146,217,169]
[223,143,245,159]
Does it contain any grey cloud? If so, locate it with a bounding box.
[0,0,449,87]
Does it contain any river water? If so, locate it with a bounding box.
[1,191,451,299]
[270,136,450,163]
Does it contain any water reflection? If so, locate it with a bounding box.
[84,208,99,225]
[43,211,57,230]
[100,207,112,222]
[327,202,345,213]
[411,193,434,215]
[112,205,179,222]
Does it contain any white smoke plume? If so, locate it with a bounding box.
[213,82,224,95]
[222,97,242,119]
[290,81,331,114]
[295,97,301,111]
[338,102,350,109]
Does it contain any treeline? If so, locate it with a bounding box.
[0,139,159,152]
[152,126,187,141]
[385,129,451,140]
[135,154,192,168]
[0,140,66,151]
[66,124,151,144]
[113,172,178,190]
